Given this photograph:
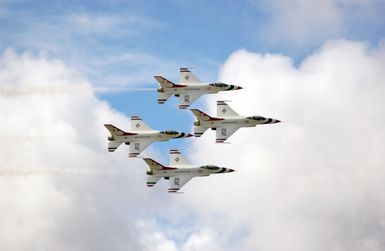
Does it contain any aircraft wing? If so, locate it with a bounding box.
[130,116,152,131]
[180,67,201,83]
[128,140,152,157]
[178,92,202,109]
[168,175,194,193]
[169,149,192,166]
[217,101,240,117]
[216,125,241,143]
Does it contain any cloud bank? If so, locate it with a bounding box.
[1,39,385,251]
[185,39,385,251]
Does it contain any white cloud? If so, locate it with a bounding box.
[183,39,385,250]
[0,49,180,251]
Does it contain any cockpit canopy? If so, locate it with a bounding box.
[160,130,179,135]
[247,116,266,121]
[200,165,220,170]
[209,82,228,88]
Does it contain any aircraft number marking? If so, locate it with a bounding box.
[174,177,180,186]
[136,123,140,128]
[222,108,226,114]
[184,95,190,102]
[175,157,180,162]
[134,142,140,151]
[221,128,227,136]
[185,75,189,80]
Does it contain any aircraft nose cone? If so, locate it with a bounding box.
[228,168,235,172]
[187,133,193,137]
[274,119,281,123]
[236,86,243,90]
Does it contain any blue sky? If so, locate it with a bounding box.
[2,0,384,156]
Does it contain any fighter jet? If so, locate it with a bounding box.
[143,149,235,193]
[190,101,281,143]
[154,68,243,109]
[104,116,192,157]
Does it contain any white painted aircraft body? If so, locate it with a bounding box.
[191,101,281,143]
[104,116,192,157]
[154,68,243,109]
[143,149,234,193]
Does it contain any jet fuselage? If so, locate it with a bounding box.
[194,116,280,129]
[108,130,191,144]
[147,165,234,178]
[158,82,241,95]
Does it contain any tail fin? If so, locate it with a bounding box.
[104,124,125,136]
[143,158,165,170]
[143,158,175,170]
[190,109,214,121]
[154,76,176,88]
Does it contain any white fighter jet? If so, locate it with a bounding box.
[154,68,243,109]
[143,149,235,193]
[191,101,281,143]
[104,116,192,157]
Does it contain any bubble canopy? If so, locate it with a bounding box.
[160,130,179,135]
[247,116,266,121]
[200,165,221,170]
[209,82,228,88]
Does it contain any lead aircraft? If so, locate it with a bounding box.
[104,116,192,157]
[154,68,243,109]
[191,101,281,143]
[143,149,235,193]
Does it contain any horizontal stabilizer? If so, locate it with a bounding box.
[194,126,209,137]
[157,93,172,104]
[147,176,161,187]
[108,141,122,152]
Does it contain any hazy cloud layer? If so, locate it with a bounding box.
[254,0,385,50]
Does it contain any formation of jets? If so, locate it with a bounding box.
[105,68,281,192]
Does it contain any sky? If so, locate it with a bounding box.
[1,0,385,250]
